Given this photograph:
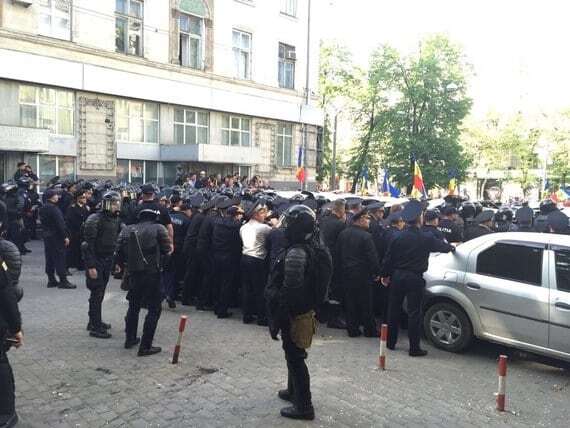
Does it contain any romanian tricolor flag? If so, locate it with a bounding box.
[295,145,306,183]
[410,160,428,199]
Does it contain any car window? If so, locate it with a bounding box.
[476,243,543,286]
[555,249,570,293]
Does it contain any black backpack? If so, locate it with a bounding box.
[265,241,332,316]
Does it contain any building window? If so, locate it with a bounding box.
[116,100,159,143]
[174,109,209,145]
[222,115,251,147]
[281,0,297,17]
[232,29,251,80]
[115,0,143,56]
[116,159,158,183]
[179,14,204,69]
[39,0,71,40]
[19,85,74,136]
[238,165,251,179]
[27,155,75,190]
[277,123,293,166]
[476,243,543,286]
[278,43,296,89]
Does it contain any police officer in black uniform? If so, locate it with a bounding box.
[195,199,219,310]
[163,202,193,309]
[115,208,172,356]
[39,189,76,289]
[265,205,331,421]
[463,210,494,241]
[65,190,89,271]
[212,203,244,318]
[437,205,463,243]
[81,191,122,339]
[0,200,24,428]
[336,208,380,337]
[381,200,455,356]
[181,195,206,305]
[534,199,557,233]
[129,184,173,246]
[546,210,570,235]
[515,204,534,232]
[422,209,445,241]
[318,199,347,329]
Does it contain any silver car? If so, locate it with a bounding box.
[423,232,570,362]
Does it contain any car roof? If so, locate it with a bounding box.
[458,232,570,250]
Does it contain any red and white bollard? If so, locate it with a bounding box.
[171,315,188,364]
[379,324,388,370]
[496,355,508,411]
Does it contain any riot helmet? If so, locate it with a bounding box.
[280,205,316,244]
[102,191,122,216]
[539,199,557,215]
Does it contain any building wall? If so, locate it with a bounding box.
[0,0,322,187]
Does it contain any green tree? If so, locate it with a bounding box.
[317,41,357,184]
[548,111,570,188]
[379,35,473,190]
[343,35,473,192]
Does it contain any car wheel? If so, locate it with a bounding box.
[423,302,473,353]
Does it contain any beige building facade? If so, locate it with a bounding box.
[0,0,322,189]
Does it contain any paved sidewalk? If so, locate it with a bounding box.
[9,240,570,427]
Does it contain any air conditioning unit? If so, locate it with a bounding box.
[286,51,297,61]
[13,0,34,7]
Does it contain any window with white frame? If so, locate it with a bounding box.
[278,43,296,89]
[25,154,75,190]
[281,0,297,17]
[115,0,143,56]
[179,13,204,69]
[174,109,209,145]
[222,115,251,147]
[116,159,158,184]
[19,85,74,136]
[232,29,251,80]
[277,123,293,166]
[116,100,159,143]
[39,0,71,40]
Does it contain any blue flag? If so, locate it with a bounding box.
[381,170,400,198]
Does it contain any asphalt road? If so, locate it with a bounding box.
[9,240,570,427]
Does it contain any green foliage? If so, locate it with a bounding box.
[463,113,540,197]
[548,111,570,188]
[343,35,473,191]
[317,41,358,183]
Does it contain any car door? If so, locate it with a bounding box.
[463,241,549,347]
[548,246,570,354]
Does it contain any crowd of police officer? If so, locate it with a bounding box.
[1,160,570,424]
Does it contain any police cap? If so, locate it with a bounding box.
[386,212,403,224]
[424,209,440,222]
[345,197,363,208]
[351,208,370,222]
[474,210,494,224]
[44,188,58,200]
[366,202,385,211]
[401,200,423,222]
[140,184,156,195]
[441,204,457,216]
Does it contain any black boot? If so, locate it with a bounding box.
[86,322,111,331]
[47,276,58,288]
[138,346,161,357]
[0,412,19,428]
[89,328,112,339]
[58,278,77,289]
[278,389,293,402]
[280,405,315,420]
[124,337,140,349]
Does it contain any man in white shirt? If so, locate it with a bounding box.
[240,201,272,325]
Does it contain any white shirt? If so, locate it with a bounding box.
[240,219,272,259]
